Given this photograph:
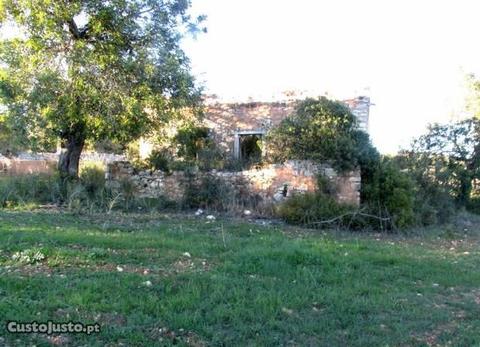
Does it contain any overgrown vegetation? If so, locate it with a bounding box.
[1,210,480,345]
[0,0,204,178]
[270,97,480,230]
[0,166,177,214]
[277,192,354,227]
[3,94,480,231]
[266,97,379,172]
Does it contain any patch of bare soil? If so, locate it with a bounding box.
[171,258,211,274]
[150,326,206,347]
[414,323,456,346]
[412,286,480,346]
[0,263,54,277]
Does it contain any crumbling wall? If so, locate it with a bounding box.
[106,160,361,206]
[0,157,57,175]
[342,96,371,133]
[0,152,125,176]
[204,102,295,153]
[204,96,370,155]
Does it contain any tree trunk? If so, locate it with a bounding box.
[58,133,85,179]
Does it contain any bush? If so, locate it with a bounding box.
[182,174,233,211]
[393,152,458,225]
[147,150,172,172]
[174,125,211,160]
[196,146,227,171]
[361,158,415,229]
[0,173,62,207]
[277,192,355,228]
[265,97,379,172]
[467,197,480,215]
[79,162,105,197]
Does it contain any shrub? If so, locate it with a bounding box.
[0,173,62,207]
[265,97,379,172]
[393,152,458,225]
[174,125,211,160]
[196,146,227,171]
[79,162,105,197]
[467,197,480,215]
[182,174,233,211]
[277,192,355,228]
[147,150,172,172]
[361,158,415,229]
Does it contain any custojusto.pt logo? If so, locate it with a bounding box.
[6,321,100,335]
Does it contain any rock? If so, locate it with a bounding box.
[243,210,252,216]
[183,252,191,258]
[195,209,204,216]
[116,266,124,272]
[206,215,216,220]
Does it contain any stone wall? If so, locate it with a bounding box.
[343,96,371,133]
[0,158,57,175]
[204,101,295,153]
[106,160,361,206]
[0,152,125,176]
[204,96,371,155]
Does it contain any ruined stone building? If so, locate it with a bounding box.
[203,96,371,160]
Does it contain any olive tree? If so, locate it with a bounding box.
[0,0,204,178]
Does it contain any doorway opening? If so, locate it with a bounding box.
[233,130,266,165]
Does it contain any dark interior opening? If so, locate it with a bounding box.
[240,134,262,163]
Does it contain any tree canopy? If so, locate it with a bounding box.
[266,97,379,172]
[402,118,480,208]
[0,0,204,177]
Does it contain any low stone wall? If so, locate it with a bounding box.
[106,160,361,206]
[0,152,125,176]
[0,158,57,175]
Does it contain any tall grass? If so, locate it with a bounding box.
[0,174,62,208]
[0,164,177,213]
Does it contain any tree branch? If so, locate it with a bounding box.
[308,211,391,225]
[67,19,89,40]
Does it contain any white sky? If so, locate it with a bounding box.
[182,0,480,154]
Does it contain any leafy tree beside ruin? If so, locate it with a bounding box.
[0,0,204,178]
[402,118,480,208]
[266,97,379,172]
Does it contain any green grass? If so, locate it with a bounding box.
[1,210,480,346]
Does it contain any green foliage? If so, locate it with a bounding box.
[0,170,176,213]
[266,97,379,172]
[394,152,457,225]
[79,162,105,197]
[182,174,233,211]
[277,192,354,228]
[0,115,27,155]
[196,146,229,171]
[405,118,480,208]
[467,197,480,215]
[124,140,148,170]
[2,211,480,346]
[0,0,204,177]
[388,118,480,224]
[147,150,172,173]
[361,158,415,229]
[174,125,211,160]
[0,173,62,207]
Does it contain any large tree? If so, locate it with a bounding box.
[405,118,480,207]
[0,0,204,178]
[265,97,379,172]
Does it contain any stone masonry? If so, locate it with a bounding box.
[106,160,361,206]
[203,96,371,156]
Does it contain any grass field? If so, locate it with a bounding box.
[1,210,480,346]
